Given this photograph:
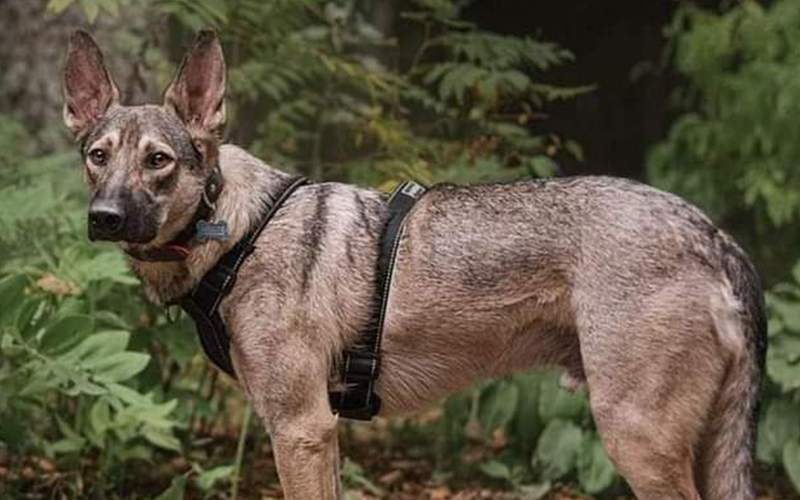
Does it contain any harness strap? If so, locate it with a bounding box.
[329,181,427,420]
[178,177,427,423]
[178,176,309,378]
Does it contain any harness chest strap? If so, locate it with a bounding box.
[177,179,427,421]
[177,176,309,378]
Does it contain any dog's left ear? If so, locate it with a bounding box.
[163,30,227,139]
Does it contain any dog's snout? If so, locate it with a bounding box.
[89,201,126,240]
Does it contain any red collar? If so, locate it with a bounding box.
[125,243,191,262]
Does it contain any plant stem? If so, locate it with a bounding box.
[230,402,253,500]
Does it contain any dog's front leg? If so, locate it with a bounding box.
[270,405,342,500]
[239,342,342,500]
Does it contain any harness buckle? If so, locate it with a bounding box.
[328,350,382,420]
[342,350,381,384]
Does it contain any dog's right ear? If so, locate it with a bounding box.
[62,30,120,141]
[163,30,226,140]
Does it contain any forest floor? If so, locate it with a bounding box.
[2,417,798,500]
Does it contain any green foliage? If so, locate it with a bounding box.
[143,0,586,187]
[46,0,134,23]
[342,458,384,498]
[438,372,616,496]
[648,0,800,277]
[651,0,800,225]
[0,116,186,497]
[153,476,188,500]
[762,263,800,492]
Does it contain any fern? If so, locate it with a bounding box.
[151,0,588,184]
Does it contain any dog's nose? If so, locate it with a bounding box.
[89,201,125,240]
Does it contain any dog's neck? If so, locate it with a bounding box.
[126,145,294,305]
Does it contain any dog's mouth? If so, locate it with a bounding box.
[116,204,210,263]
[87,208,173,260]
[118,220,195,262]
[122,241,192,262]
[88,222,158,245]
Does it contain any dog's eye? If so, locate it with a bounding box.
[147,152,173,170]
[88,148,107,166]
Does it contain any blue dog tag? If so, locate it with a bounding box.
[196,220,230,242]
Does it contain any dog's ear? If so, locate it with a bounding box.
[163,30,226,139]
[62,30,120,141]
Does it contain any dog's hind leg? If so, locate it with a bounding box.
[575,280,729,500]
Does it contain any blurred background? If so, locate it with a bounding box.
[1,0,800,499]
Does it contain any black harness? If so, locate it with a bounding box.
[177,178,426,421]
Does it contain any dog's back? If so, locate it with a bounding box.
[376,175,764,500]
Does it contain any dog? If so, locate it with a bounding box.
[62,29,766,500]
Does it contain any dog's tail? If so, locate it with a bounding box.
[699,236,767,500]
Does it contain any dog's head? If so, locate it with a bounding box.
[62,30,226,248]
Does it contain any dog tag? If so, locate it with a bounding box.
[196,220,230,242]
[401,181,426,199]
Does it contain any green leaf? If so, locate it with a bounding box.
[479,460,512,481]
[756,400,800,464]
[143,426,181,452]
[341,458,383,496]
[117,444,153,462]
[100,0,120,18]
[85,351,150,383]
[527,156,559,178]
[47,437,86,456]
[66,376,107,396]
[125,399,179,429]
[93,310,132,330]
[0,274,28,326]
[62,329,130,364]
[538,372,587,422]
[577,435,617,493]
[564,140,585,162]
[195,464,235,491]
[478,380,519,433]
[154,475,187,500]
[158,323,199,363]
[512,373,542,451]
[535,419,583,480]
[49,415,86,455]
[46,0,76,15]
[784,439,800,494]
[89,399,112,437]
[80,0,100,23]
[767,350,800,392]
[15,296,44,338]
[40,314,94,353]
[106,382,153,406]
[518,482,552,500]
[770,294,800,333]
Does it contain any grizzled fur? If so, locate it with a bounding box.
[63,30,767,500]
